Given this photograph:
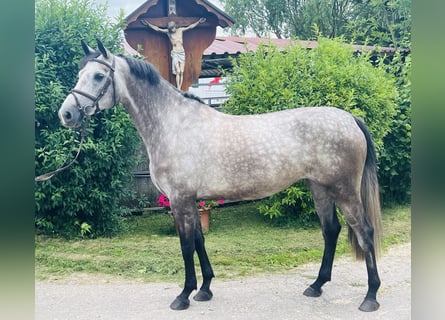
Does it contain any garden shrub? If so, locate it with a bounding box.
[222,37,397,219]
[35,0,141,237]
[378,52,411,205]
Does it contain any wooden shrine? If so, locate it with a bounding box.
[125,0,235,90]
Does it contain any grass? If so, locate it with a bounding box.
[35,202,411,284]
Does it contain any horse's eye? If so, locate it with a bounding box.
[94,73,105,81]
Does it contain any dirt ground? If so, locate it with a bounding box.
[36,242,411,320]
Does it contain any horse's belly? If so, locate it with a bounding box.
[199,156,306,201]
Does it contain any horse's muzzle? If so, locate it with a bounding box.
[59,104,83,128]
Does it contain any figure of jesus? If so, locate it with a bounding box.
[142,17,206,89]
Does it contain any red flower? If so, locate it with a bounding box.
[158,194,224,210]
[198,199,225,210]
[158,194,170,207]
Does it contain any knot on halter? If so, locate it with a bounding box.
[70,57,116,116]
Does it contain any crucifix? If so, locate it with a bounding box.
[142,17,206,89]
[125,0,235,90]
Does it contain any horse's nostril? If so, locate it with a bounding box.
[64,111,73,121]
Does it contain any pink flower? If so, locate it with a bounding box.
[158,194,170,207]
[158,195,224,210]
[197,199,224,209]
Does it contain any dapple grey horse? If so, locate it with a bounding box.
[58,40,382,313]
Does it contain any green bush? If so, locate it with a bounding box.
[222,37,397,219]
[35,0,141,237]
[378,52,411,205]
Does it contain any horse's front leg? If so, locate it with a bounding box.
[193,217,215,302]
[170,198,199,310]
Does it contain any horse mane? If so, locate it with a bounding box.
[121,55,205,104]
[119,55,160,86]
[181,92,206,104]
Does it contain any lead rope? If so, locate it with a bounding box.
[35,116,90,182]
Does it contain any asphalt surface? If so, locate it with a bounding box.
[36,243,411,320]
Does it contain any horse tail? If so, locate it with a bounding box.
[349,116,382,260]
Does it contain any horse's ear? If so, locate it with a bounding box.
[81,40,94,56]
[96,38,109,59]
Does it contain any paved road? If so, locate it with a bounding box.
[36,243,410,320]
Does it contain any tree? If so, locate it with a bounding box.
[35,0,141,237]
[222,0,356,39]
[222,0,411,48]
[222,37,397,218]
[221,0,292,38]
[346,0,411,48]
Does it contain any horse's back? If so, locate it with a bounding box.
[219,107,366,165]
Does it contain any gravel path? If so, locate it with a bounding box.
[36,242,410,320]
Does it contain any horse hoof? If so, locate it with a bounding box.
[303,286,322,297]
[359,298,380,312]
[170,296,190,310]
[194,289,213,301]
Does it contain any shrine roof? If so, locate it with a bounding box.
[126,0,235,28]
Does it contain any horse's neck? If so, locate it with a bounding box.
[120,75,180,154]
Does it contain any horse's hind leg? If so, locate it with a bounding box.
[193,220,215,302]
[303,181,341,298]
[336,199,381,312]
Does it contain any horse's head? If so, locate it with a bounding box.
[59,39,117,128]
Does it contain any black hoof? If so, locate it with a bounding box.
[193,289,213,301]
[170,296,190,310]
[303,286,322,297]
[359,298,380,312]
